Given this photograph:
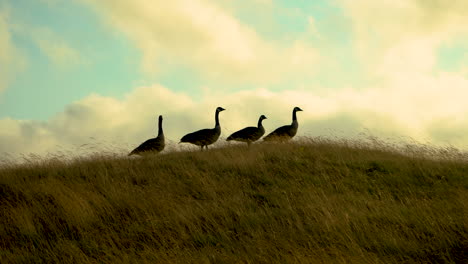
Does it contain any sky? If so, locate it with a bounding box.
[1,0,468,159]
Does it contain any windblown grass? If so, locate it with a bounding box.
[1,138,467,263]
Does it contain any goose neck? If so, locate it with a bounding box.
[215,110,220,128]
[258,117,264,128]
[292,110,299,128]
[158,119,164,136]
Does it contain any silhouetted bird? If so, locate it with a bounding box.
[180,107,225,150]
[263,107,303,142]
[227,115,267,147]
[129,115,165,156]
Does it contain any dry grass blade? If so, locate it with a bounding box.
[1,138,467,263]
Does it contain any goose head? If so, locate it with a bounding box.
[259,115,267,121]
[293,107,303,112]
[216,107,226,112]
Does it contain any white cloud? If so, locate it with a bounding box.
[0,11,26,93]
[3,80,468,160]
[11,23,85,68]
[2,2,84,71]
[338,0,468,77]
[307,17,321,39]
[3,1,468,161]
[326,0,468,143]
[79,0,320,85]
[30,27,85,67]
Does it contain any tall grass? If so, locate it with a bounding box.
[1,138,467,263]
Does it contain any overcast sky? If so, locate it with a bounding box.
[1,0,468,158]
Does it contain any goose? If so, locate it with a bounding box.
[263,107,303,142]
[129,115,165,156]
[227,115,267,147]
[180,107,225,150]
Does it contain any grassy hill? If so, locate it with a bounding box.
[1,138,467,263]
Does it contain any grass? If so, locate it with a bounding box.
[1,138,467,263]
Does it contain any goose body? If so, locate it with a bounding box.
[180,107,225,150]
[263,107,303,142]
[227,115,267,146]
[129,115,165,156]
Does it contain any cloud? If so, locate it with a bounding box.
[79,0,320,85]
[0,11,26,93]
[3,81,468,160]
[0,118,60,160]
[427,118,468,147]
[338,0,468,78]
[1,2,84,79]
[3,1,468,161]
[29,27,85,67]
[324,0,468,144]
[307,17,321,39]
[11,23,85,68]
